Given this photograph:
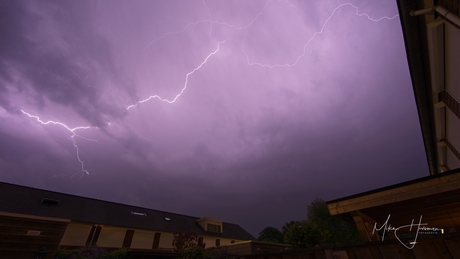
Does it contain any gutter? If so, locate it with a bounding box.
[410,6,460,27]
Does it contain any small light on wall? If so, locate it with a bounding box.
[34,247,47,259]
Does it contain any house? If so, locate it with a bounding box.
[399,0,460,174]
[327,168,460,242]
[327,0,460,243]
[0,181,255,259]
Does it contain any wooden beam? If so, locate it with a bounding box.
[328,172,460,215]
[351,211,380,242]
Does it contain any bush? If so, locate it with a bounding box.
[179,246,211,259]
[54,247,81,259]
[54,246,129,259]
[103,248,130,259]
[172,232,206,252]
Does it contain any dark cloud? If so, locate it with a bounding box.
[0,0,428,237]
[0,0,133,126]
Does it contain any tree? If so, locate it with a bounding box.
[283,220,330,248]
[258,199,361,249]
[172,232,206,252]
[283,221,307,248]
[281,221,296,236]
[307,199,331,220]
[306,199,361,245]
[258,227,284,243]
[172,232,209,259]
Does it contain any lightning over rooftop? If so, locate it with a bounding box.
[1,0,428,237]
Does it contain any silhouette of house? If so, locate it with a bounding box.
[0,181,255,259]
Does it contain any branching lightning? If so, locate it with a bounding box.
[21,110,94,177]
[127,39,227,109]
[20,1,400,176]
[242,2,399,68]
[130,1,399,106]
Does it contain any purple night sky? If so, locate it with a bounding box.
[0,0,428,236]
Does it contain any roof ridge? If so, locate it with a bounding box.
[0,181,245,224]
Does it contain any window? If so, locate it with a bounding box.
[41,198,60,205]
[86,225,102,245]
[196,217,223,233]
[207,223,222,233]
[152,233,161,249]
[130,211,146,216]
[122,229,134,248]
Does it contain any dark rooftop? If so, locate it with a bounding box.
[327,167,460,204]
[0,181,255,241]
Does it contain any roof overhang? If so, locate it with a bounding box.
[327,168,460,241]
[397,0,439,175]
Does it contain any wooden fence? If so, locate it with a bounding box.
[237,233,460,259]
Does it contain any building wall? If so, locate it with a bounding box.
[58,221,248,251]
[220,237,238,246]
[428,17,460,172]
[96,226,125,248]
[158,231,174,249]
[447,109,460,169]
[445,21,460,170]
[131,229,155,249]
[445,22,460,101]
[60,222,93,247]
[0,212,69,259]
[202,236,236,247]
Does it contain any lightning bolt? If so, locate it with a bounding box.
[20,1,399,176]
[129,1,399,106]
[242,2,399,68]
[127,39,227,109]
[21,110,94,177]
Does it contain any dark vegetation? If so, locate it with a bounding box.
[54,245,129,259]
[258,199,361,248]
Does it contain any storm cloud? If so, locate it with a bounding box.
[0,0,427,236]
